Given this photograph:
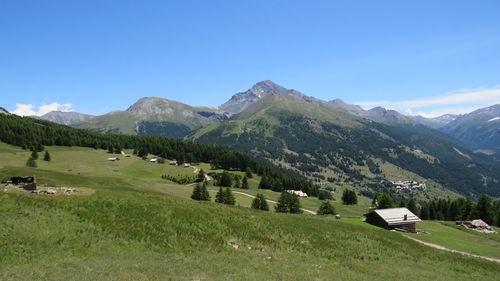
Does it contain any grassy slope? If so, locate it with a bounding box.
[407,221,500,259]
[1,142,499,280]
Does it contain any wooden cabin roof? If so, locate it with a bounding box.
[372,207,421,225]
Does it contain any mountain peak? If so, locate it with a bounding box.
[219,80,292,115]
[126,97,180,113]
[249,80,289,96]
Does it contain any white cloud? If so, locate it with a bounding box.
[12,102,73,116]
[358,86,500,118]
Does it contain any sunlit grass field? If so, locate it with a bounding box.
[1,142,499,280]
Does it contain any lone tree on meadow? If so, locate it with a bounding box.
[43,150,51,162]
[317,200,336,215]
[251,193,269,211]
[224,187,235,205]
[341,189,358,205]
[275,191,302,214]
[215,187,235,205]
[26,157,37,168]
[191,182,210,201]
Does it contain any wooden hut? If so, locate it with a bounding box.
[365,207,421,233]
[9,176,37,190]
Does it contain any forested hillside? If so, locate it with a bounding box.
[0,114,320,196]
[190,94,500,197]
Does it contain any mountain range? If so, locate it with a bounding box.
[33,111,95,125]
[16,80,500,197]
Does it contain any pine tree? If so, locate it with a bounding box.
[341,189,358,205]
[275,192,302,214]
[376,193,396,209]
[200,182,210,201]
[317,200,336,215]
[420,204,430,220]
[275,192,290,213]
[219,171,232,187]
[191,184,202,200]
[251,194,269,211]
[474,194,493,224]
[191,183,210,201]
[43,150,51,161]
[31,150,38,160]
[233,177,241,189]
[447,201,460,221]
[107,145,114,154]
[245,168,253,178]
[26,157,37,168]
[399,197,408,208]
[259,175,270,189]
[224,188,235,205]
[215,187,225,203]
[288,193,302,213]
[241,176,249,189]
[197,169,206,182]
[407,198,418,214]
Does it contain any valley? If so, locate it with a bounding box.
[1,142,500,280]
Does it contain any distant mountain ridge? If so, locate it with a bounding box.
[35,111,94,125]
[0,107,9,115]
[189,82,500,197]
[410,114,460,129]
[5,81,500,197]
[75,97,228,137]
[441,104,500,153]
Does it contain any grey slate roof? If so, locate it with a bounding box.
[373,207,421,225]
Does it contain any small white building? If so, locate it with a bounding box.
[121,151,131,157]
[106,157,120,162]
[287,190,308,198]
[150,158,158,163]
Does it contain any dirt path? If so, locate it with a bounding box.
[404,235,500,263]
[232,191,317,215]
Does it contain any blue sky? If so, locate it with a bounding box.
[2,0,500,117]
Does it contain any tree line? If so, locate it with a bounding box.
[371,192,500,227]
[0,114,320,196]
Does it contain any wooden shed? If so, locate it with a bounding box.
[365,207,421,233]
[9,176,37,190]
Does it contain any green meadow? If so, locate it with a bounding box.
[1,142,499,280]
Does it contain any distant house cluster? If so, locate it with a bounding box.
[287,190,308,198]
[391,180,426,192]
